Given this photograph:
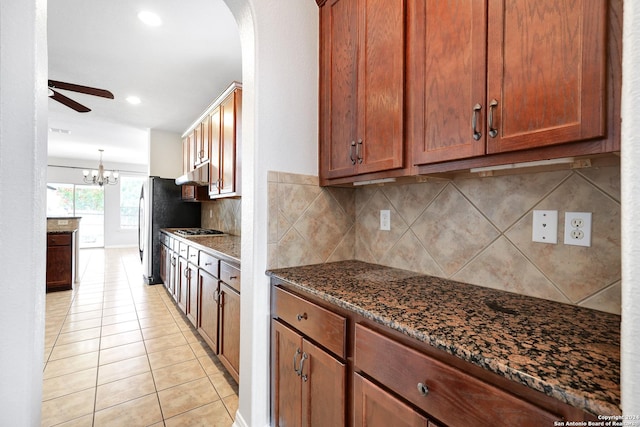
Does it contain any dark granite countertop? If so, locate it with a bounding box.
[267,260,620,416]
[162,229,240,265]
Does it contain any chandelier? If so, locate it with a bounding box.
[83,149,119,186]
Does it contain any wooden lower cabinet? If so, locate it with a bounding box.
[177,256,189,313]
[272,320,346,427]
[270,280,597,427]
[198,269,219,353]
[219,282,240,382]
[46,232,74,292]
[186,262,198,327]
[353,373,429,427]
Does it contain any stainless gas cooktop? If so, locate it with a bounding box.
[173,228,225,237]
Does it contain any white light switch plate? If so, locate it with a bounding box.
[532,210,558,244]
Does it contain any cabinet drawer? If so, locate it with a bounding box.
[187,245,199,264]
[199,252,220,277]
[47,233,71,246]
[220,261,240,292]
[178,242,189,258]
[354,324,561,427]
[273,286,346,358]
[160,232,170,246]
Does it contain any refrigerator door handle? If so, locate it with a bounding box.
[138,184,145,262]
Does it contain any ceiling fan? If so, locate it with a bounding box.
[48,80,114,113]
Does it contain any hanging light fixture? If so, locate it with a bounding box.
[83,149,119,186]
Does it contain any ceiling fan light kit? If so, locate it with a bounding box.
[83,149,119,186]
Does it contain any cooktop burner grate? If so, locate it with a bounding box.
[174,228,225,236]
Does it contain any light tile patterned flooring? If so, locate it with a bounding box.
[42,247,238,427]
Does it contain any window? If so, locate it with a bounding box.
[120,175,146,229]
[46,183,104,248]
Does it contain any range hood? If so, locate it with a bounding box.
[175,164,209,186]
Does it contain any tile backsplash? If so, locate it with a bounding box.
[201,198,242,236]
[268,166,621,315]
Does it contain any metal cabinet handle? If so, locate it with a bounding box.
[296,313,307,321]
[356,139,363,164]
[299,352,308,381]
[350,141,356,165]
[293,348,301,375]
[472,103,482,140]
[205,262,212,266]
[417,382,429,396]
[213,289,219,302]
[229,275,238,280]
[488,99,498,138]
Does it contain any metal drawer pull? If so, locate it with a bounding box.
[488,99,498,138]
[356,139,363,164]
[472,103,482,140]
[417,382,429,396]
[205,262,213,266]
[213,289,220,302]
[299,352,308,382]
[350,141,356,165]
[229,275,238,280]
[296,313,308,321]
[293,348,301,375]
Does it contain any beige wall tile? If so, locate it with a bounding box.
[412,185,499,276]
[266,167,621,314]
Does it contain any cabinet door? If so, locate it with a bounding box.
[194,124,203,165]
[272,320,303,427]
[46,244,72,288]
[220,91,238,195]
[177,257,188,313]
[219,282,240,382]
[319,0,405,179]
[209,106,222,195]
[353,373,428,427]
[198,269,219,353]
[486,0,606,153]
[318,0,359,179]
[300,340,346,427]
[409,0,487,164]
[355,0,405,175]
[182,135,190,174]
[186,264,198,327]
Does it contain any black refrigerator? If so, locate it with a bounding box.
[138,177,201,284]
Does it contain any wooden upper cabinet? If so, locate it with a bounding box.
[411,0,608,165]
[409,0,487,164]
[182,133,193,174]
[209,86,241,198]
[195,116,211,165]
[220,90,239,195]
[209,106,222,195]
[486,1,606,154]
[319,0,405,181]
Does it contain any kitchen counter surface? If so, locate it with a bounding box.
[163,229,241,264]
[267,260,620,416]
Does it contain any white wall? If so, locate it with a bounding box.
[221,0,319,426]
[621,0,640,415]
[0,0,47,424]
[149,129,182,179]
[47,160,147,247]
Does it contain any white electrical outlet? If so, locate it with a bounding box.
[380,210,391,231]
[564,212,592,247]
[532,210,558,244]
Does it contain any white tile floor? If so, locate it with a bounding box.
[42,247,238,427]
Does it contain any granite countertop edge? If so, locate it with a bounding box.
[267,260,621,417]
[162,229,241,265]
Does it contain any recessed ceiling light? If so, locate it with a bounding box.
[126,96,141,105]
[138,11,162,27]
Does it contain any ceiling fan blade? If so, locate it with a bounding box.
[49,89,91,113]
[48,80,114,99]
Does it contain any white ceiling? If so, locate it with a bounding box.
[47,0,242,166]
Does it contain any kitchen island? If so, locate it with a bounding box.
[46,217,81,291]
[267,260,620,423]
